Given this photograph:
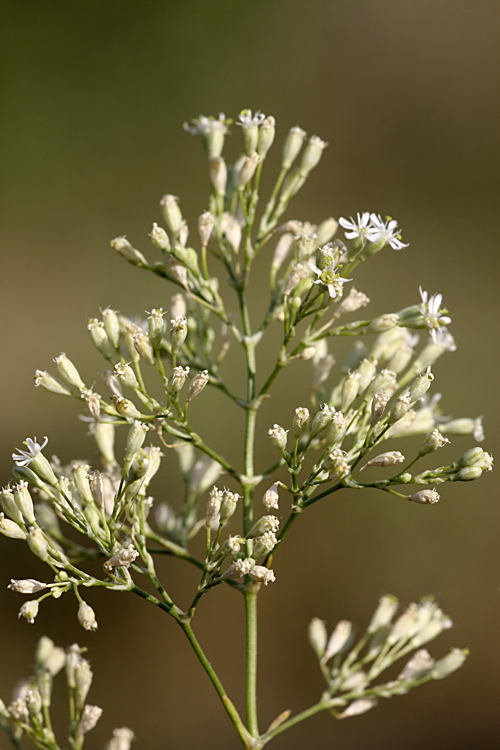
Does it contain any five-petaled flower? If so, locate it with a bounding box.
[369,213,409,250]
[419,287,452,344]
[339,212,378,243]
[12,437,48,467]
[309,260,352,298]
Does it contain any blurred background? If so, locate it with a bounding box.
[0,2,499,748]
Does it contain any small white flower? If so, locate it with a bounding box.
[419,287,452,344]
[369,213,409,250]
[237,109,266,128]
[339,212,377,242]
[183,113,229,136]
[309,260,352,299]
[12,436,48,467]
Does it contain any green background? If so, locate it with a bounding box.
[0,2,498,748]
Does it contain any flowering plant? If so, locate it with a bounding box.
[0,109,492,749]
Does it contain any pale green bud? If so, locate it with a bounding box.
[88,319,114,359]
[170,316,188,354]
[450,466,483,482]
[440,417,484,442]
[125,421,149,465]
[268,424,288,450]
[368,594,398,633]
[455,447,485,467]
[0,512,27,539]
[316,218,338,246]
[111,236,148,266]
[198,211,214,247]
[300,135,327,175]
[160,195,183,235]
[279,168,304,202]
[53,353,85,389]
[101,307,120,349]
[111,395,143,419]
[219,489,240,526]
[35,637,55,669]
[238,152,261,189]
[149,222,170,250]
[366,451,405,467]
[168,365,190,394]
[325,412,347,448]
[387,344,413,375]
[282,126,306,169]
[419,429,450,456]
[251,531,278,559]
[356,358,378,392]
[341,371,360,412]
[247,514,279,539]
[78,601,98,631]
[389,391,411,425]
[408,366,434,404]
[75,658,93,703]
[1,487,25,526]
[14,481,36,524]
[365,369,397,401]
[146,308,165,348]
[257,115,276,157]
[35,369,72,396]
[114,360,139,389]
[368,314,399,334]
[370,390,390,426]
[187,370,209,402]
[19,599,40,624]
[431,648,467,680]
[133,332,155,365]
[409,488,440,504]
[209,157,227,196]
[293,407,310,437]
[93,422,116,467]
[323,620,353,662]
[28,527,50,560]
[26,689,42,718]
[308,617,328,659]
[206,486,223,529]
[311,405,336,438]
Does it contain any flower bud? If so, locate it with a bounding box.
[262,483,279,510]
[112,395,143,419]
[1,487,25,526]
[310,405,336,438]
[209,157,227,196]
[219,489,240,526]
[35,369,72,396]
[0,512,27,539]
[368,314,399,334]
[408,366,434,404]
[14,481,35,524]
[168,365,190,394]
[247,514,279,539]
[125,325,141,364]
[409,488,440,505]
[221,213,242,254]
[282,126,306,169]
[26,689,42,718]
[337,287,370,315]
[370,390,390,426]
[198,211,214,247]
[53,353,85,389]
[187,370,209,402]
[257,115,276,157]
[440,417,484,442]
[325,412,347,449]
[81,388,101,422]
[238,153,261,189]
[323,620,353,661]
[368,594,398,633]
[366,451,405,467]
[431,648,468,680]
[133,332,155,365]
[450,466,483,482]
[251,531,277,559]
[419,429,450,456]
[299,135,327,175]
[19,599,40,624]
[284,262,308,296]
[111,236,148,266]
[268,424,288,450]
[293,407,310,437]
[149,222,171,251]
[28,527,50,560]
[147,308,165,348]
[308,618,328,659]
[88,319,114,359]
[78,601,98,631]
[104,544,139,572]
[365,369,397,401]
[389,391,411,425]
[114,360,139,389]
[316,218,338,246]
[248,565,276,585]
[206,486,223,529]
[160,195,183,235]
[9,578,47,594]
[455,447,485,467]
[125,421,149,466]
[78,705,103,735]
[170,316,188,354]
[341,371,360,412]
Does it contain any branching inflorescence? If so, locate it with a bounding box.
[0,109,493,750]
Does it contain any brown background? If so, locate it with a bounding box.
[0,2,499,749]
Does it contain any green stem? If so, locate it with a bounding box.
[178,620,252,747]
[244,589,259,738]
[263,700,330,742]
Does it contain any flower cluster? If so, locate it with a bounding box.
[1,109,493,750]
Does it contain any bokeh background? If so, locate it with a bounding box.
[1,2,499,748]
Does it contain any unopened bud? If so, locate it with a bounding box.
[112,395,143,419]
[282,126,306,169]
[168,365,190,394]
[160,195,183,235]
[187,370,209,402]
[19,599,40,624]
[257,115,276,157]
[53,353,85,389]
[308,617,327,659]
[133,332,155,365]
[247,514,279,539]
[238,153,261,189]
[219,489,240,525]
[28,527,50,560]
[323,620,353,661]
[9,578,47,594]
[14,481,35,524]
[198,211,214,247]
[409,488,440,505]
[450,465,483,482]
[114,361,139,389]
[1,487,25,526]
[368,314,399,334]
[408,367,434,404]
[341,371,360,412]
[262,483,279,510]
[147,308,165,348]
[111,236,148,266]
[78,601,98,631]
[368,594,398,633]
[88,319,114,359]
[293,407,310,437]
[419,429,450,456]
[389,391,411,424]
[370,390,390,426]
[0,512,27,539]
[300,135,327,175]
[170,316,188,354]
[268,424,288,450]
[316,218,338,246]
[206,486,223,528]
[209,157,227,196]
[366,451,405,467]
[431,648,468,680]
[325,412,347,448]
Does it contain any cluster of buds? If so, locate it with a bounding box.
[308,594,467,719]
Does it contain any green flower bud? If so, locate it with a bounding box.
[111,236,148,266]
[101,307,121,348]
[160,195,183,235]
[282,126,306,169]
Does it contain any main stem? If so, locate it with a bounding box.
[239,286,260,739]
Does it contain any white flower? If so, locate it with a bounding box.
[183,113,228,136]
[309,260,352,299]
[369,213,409,250]
[339,212,377,242]
[419,287,452,344]
[237,109,265,128]
[12,436,48,467]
